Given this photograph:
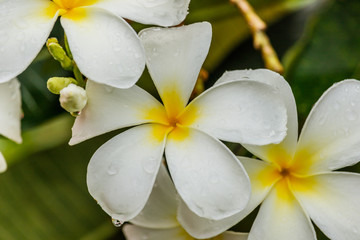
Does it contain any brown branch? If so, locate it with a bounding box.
[230,0,284,74]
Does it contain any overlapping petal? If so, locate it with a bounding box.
[86,124,166,221]
[293,173,360,240]
[0,79,22,143]
[165,128,250,220]
[248,185,316,240]
[177,157,278,239]
[123,225,195,240]
[216,69,298,162]
[70,80,165,145]
[131,164,179,229]
[61,7,145,88]
[93,0,190,27]
[296,80,360,173]
[139,22,212,110]
[0,0,58,82]
[184,80,287,145]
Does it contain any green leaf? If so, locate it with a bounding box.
[284,0,360,120]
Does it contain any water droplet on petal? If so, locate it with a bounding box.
[105,86,114,93]
[318,115,327,125]
[142,157,158,174]
[107,164,118,176]
[345,110,358,121]
[112,218,124,227]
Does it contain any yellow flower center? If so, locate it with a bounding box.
[46,0,98,20]
[144,85,198,142]
[258,147,317,202]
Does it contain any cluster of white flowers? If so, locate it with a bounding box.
[1,1,360,240]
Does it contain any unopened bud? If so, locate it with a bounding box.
[59,84,87,113]
[47,77,77,94]
[46,38,73,70]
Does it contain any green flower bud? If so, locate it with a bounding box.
[47,77,78,95]
[46,38,73,71]
[59,84,87,114]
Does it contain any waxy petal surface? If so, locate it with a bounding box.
[248,184,316,240]
[0,0,57,82]
[177,157,277,239]
[0,79,22,143]
[217,69,298,163]
[70,80,165,145]
[93,0,190,27]
[131,164,179,229]
[61,7,145,88]
[185,80,287,145]
[123,225,195,240]
[139,22,211,110]
[296,80,360,173]
[165,128,250,220]
[87,124,166,221]
[293,173,360,240]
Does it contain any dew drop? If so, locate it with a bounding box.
[104,86,114,93]
[268,130,276,137]
[107,164,118,176]
[318,115,327,125]
[112,218,124,227]
[142,157,157,174]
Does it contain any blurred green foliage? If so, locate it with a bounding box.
[0,0,359,239]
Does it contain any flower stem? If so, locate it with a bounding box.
[230,0,284,74]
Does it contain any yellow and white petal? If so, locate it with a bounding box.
[0,152,7,173]
[0,0,58,82]
[177,157,277,239]
[139,22,212,111]
[184,80,287,145]
[70,80,166,145]
[61,7,145,88]
[0,79,22,143]
[123,225,192,240]
[293,172,360,240]
[217,69,298,163]
[248,184,316,240]
[131,164,179,229]
[222,231,249,240]
[93,0,190,27]
[296,80,360,173]
[87,124,166,222]
[165,128,250,220]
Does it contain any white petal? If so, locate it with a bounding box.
[70,80,165,145]
[139,22,212,110]
[0,79,22,143]
[131,164,179,229]
[87,124,166,222]
[177,157,276,239]
[94,0,190,26]
[249,184,316,240]
[217,69,298,162]
[123,225,191,240]
[296,80,360,172]
[0,152,7,173]
[0,0,57,82]
[61,7,145,88]
[185,80,287,145]
[293,172,360,240]
[165,128,250,220]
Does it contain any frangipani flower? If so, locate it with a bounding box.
[177,69,360,240]
[0,78,22,172]
[0,0,190,87]
[123,164,248,240]
[69,22,288,222]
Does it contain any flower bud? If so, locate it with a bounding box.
[59,84,87,114]
[47,77,78,94]
[46,38,73,70]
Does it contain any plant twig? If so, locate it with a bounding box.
[230,0,284,74]
[191,68,209,99]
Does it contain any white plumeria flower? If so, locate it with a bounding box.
[69,22,288,222]
[0,0,190,87]
[123,164,249,240]
[176,69,360,240]
[0,78,22,172]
